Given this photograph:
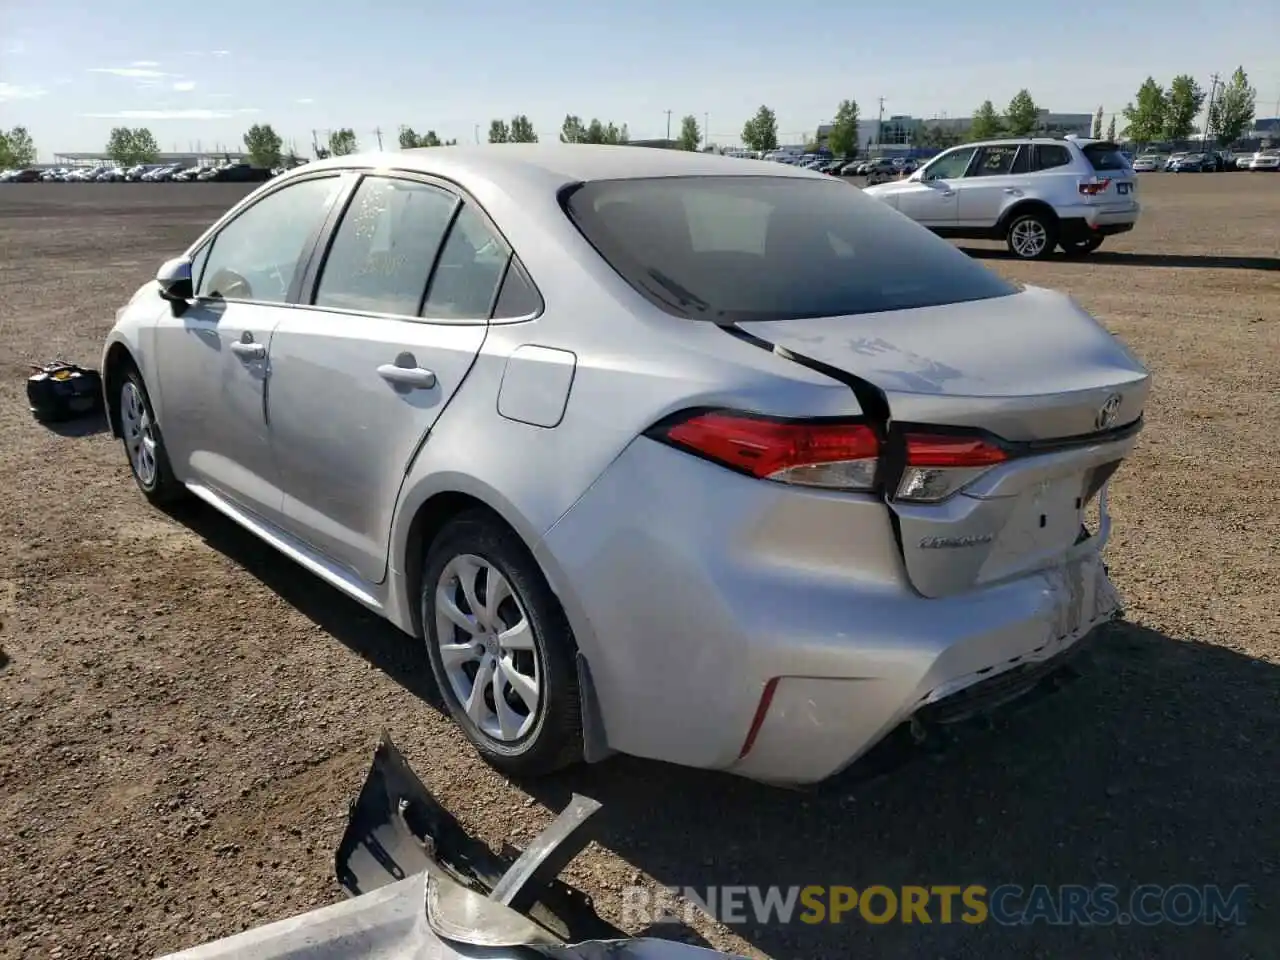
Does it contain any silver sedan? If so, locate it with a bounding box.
[102,145,1150,786]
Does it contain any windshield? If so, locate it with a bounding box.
[562,175,1017,322]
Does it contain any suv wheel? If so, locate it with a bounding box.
[1060,236,1105,257]
[1005,211,1057,260]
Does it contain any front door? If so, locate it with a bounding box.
[954,143,1027,228]
[151,173,347,524]
[895,146,976,228]
[266,175,508,584]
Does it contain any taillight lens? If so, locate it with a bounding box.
[1078,179,1112,196]
[648,409,880,491]
[896,432,1009,503]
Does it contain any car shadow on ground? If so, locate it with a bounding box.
[961,247,1280,271]
[158,500,1278,957]
[33,410,111,437]
[159,499,443,709]
[520,623,1278,958]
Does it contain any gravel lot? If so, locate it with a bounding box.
[1,175,1278,960]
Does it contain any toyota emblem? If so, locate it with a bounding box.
[1095,393,1123,431]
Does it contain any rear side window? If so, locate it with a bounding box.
[563,176,1017,322]
[1033,145,1072,171]
[1082,143,1132,171]
[422,204,511,320]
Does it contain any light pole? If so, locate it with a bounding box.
[665,110,672,140]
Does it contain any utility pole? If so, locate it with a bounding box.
[374,126,383,150]
[311,129,320,156]
[1204,73,1221,146]
[876,97,885,151]
[665,110,672,140]
[474,123,480,144]
[704,112,709,150]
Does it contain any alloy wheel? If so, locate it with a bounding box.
[433,554,541,742]
[1010,218,1049,258]
[121,380,159,488]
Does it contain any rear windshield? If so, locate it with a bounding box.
[562,176,1017,322]
[1083,143,1131,171]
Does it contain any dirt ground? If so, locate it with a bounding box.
[0,174,1277,960]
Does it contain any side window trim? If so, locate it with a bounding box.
[416,196,467,317]
[187,171,347,306]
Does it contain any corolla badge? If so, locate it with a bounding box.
[1095,393,1123,431]
[919,534,994,549]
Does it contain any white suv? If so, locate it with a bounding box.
[862,137,1139,260]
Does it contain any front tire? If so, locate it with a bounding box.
[119,368,184,504]
[421,512,583,777]
[1005,211,1058,260]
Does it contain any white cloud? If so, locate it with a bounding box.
[0,83,47,102]
[83,108,259,120]
[296,97,314,104]
[172,81,197,92]
[211,50,230,57]
[55,78,73,86]
[89,67,171,79]
[131,60,161,67]
[4,40,25,56]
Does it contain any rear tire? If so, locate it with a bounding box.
[1005,211,1058,260]
[1060,236,1105,257]
[119,368,185,505]
[421,511,584,778]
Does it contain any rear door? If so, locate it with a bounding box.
[265,174,509,584]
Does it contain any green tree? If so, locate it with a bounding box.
[826,99,860,157]
[509,115,538,143]
[327,128,358,156]
[106,127,160,166]
[1121,77,1167,146]
[678,114,701,151]
[1163,75,1205,141]
[1213,66,1256,145]
[741,105,778,153]
[1106,116,1117,141]
[422,130,443,147]
[560,115,587,143]
[488,119,510,143]
[1092,105,1104,139]
[1004,89,1040,136]
[0,126,37,166]
[968,100,1003,140]
[917,124,962,149]
[243,123,283,168]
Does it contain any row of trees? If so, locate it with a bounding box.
[0,126,37,168]
[1120,67,1256,146]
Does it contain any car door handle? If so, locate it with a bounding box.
[230,341,266,359]
[939,190,955,198]
[1004,188,1023,196]
[377,363,437,389]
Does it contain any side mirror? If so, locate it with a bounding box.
[157,256,194,302]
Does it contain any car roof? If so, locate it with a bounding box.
[295,143,824,194]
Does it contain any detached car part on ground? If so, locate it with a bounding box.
[160,734,741,960]
[102,145,1149,790]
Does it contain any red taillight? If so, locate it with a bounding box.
[1078,179,1112,196]
[896,432,1009,503]
[649,409,880,491]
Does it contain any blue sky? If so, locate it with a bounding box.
[2,0,1277,159]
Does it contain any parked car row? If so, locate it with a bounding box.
[1130,149,1278,172]
[0,160,297,184]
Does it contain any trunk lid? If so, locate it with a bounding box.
[735,285,1150,598]
[1079,141,1137,212]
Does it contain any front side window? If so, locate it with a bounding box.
[922,147,976,181]
[197,176,343,303]
[564,175,1017,323]
[314,176,458,316]
[968,145,1019,177]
